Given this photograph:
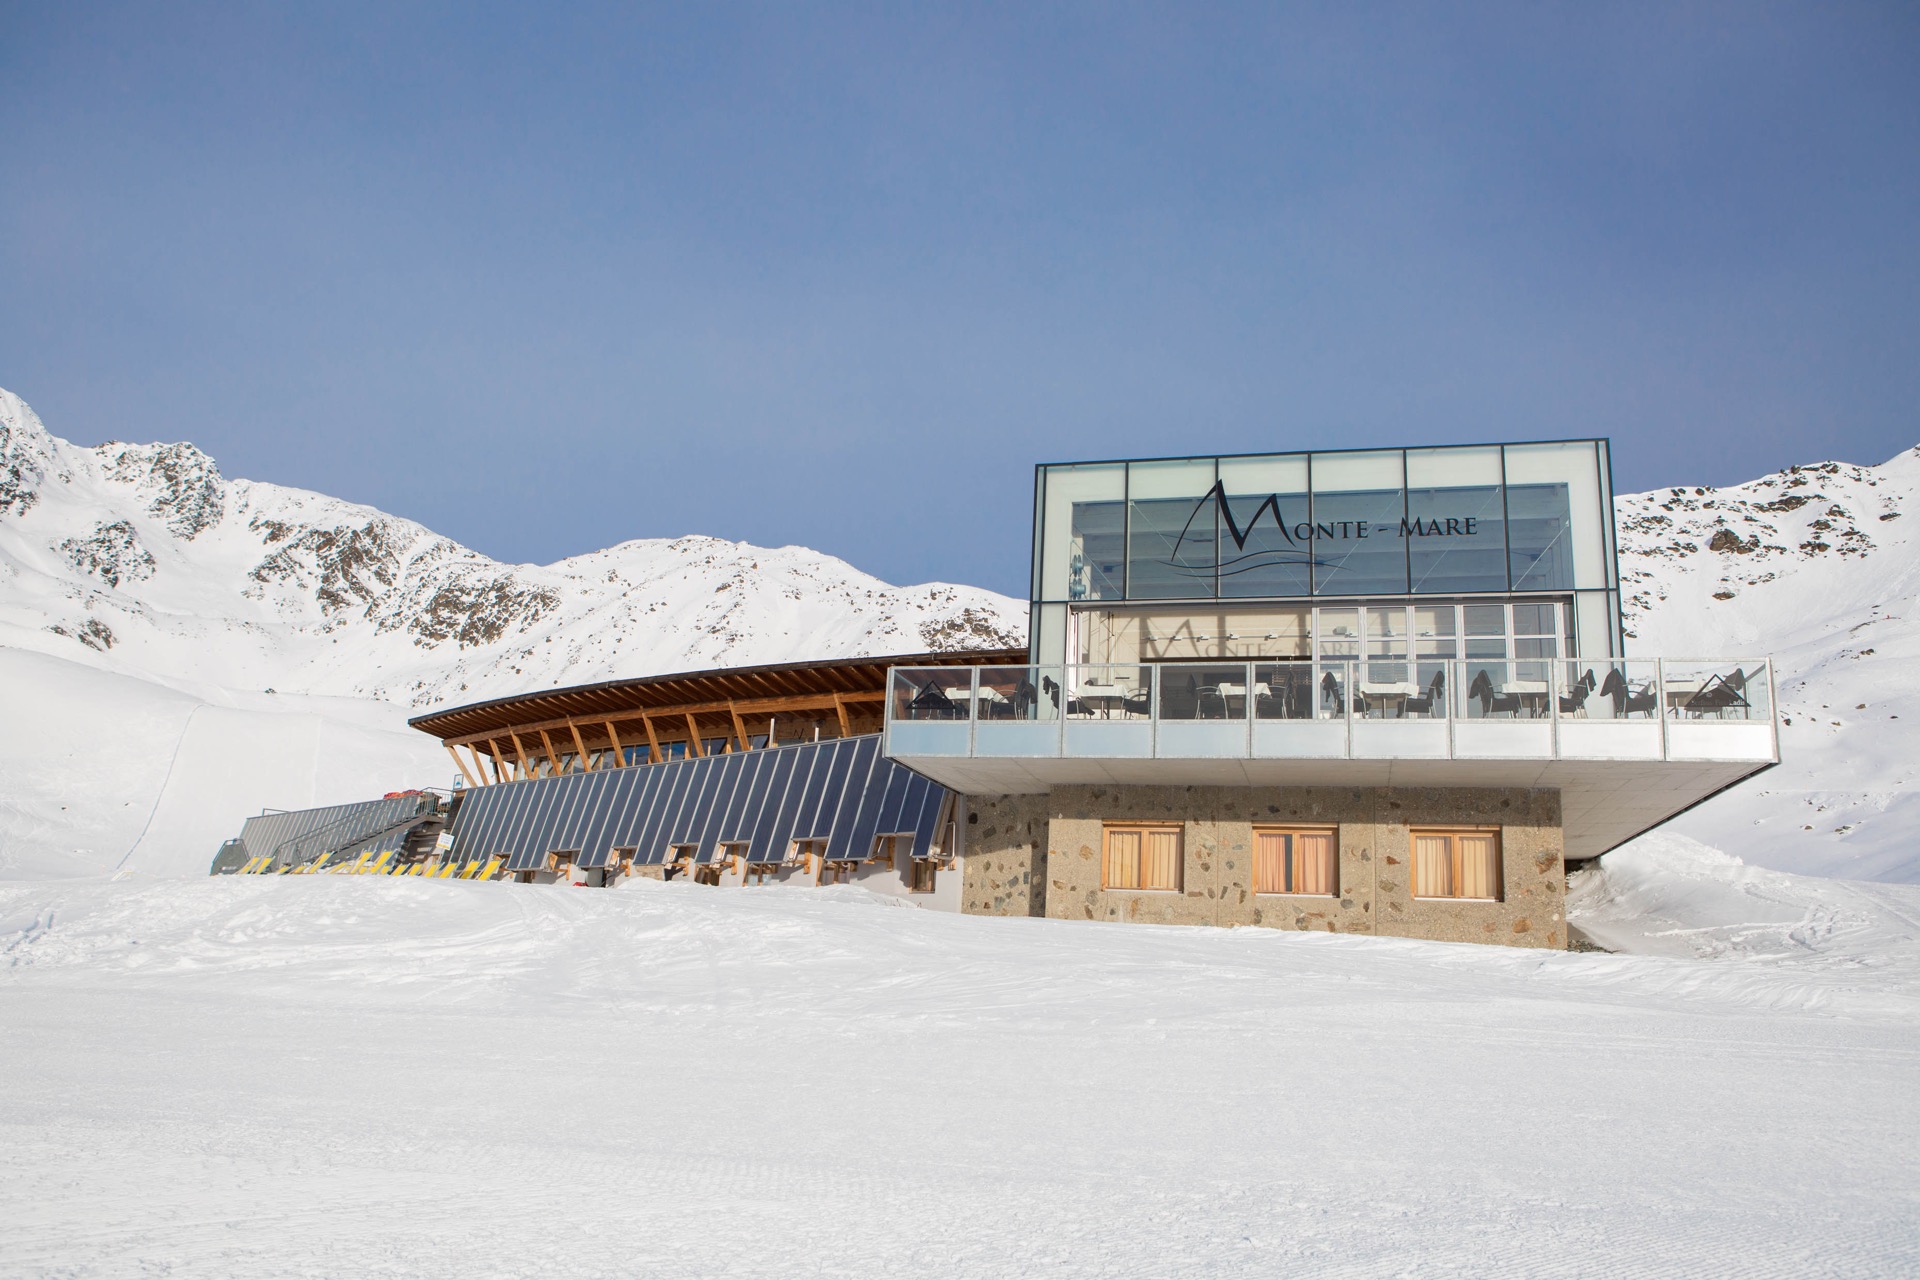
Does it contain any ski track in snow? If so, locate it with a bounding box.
[1,861,1916,1279]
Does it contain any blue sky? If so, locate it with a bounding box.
[3,3,1916,596]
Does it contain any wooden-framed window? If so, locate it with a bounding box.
[1411,828,1502,900]
[1253,827,1337,896]
[908,859,938,893]
[1102,824,1183,892]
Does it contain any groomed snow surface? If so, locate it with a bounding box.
[4,835,1916,1279]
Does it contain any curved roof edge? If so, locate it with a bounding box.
[408,646,1026,740]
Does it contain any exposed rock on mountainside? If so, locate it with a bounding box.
[58,520,156,589]
[0,388,1027,711]
[0,390,59,517]
[97,440,226,539]
[1617,457,1905,634]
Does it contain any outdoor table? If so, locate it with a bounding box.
[1076,682,1131,718]
[1360,681,1418,718]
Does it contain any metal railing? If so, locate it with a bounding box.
[889,659,1773,727]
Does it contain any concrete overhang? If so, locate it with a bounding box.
[888,752,1769,862]
[885,717,1778,863]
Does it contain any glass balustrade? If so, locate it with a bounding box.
[1658,660,1772,722]
[1062,664,1155,720]
[885,658,1775,755]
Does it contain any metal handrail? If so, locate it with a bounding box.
[886,658,1774,726]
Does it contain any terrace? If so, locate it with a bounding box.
[884,659,1779,861]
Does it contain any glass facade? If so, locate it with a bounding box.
[1032,441,1620,662]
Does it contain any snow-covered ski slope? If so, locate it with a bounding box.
[2,859,1915,1278]
[0,646,447,881]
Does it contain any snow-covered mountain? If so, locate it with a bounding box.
[0,387,1023,711]
[1613,449,1920,883]
[0,383,1913,884]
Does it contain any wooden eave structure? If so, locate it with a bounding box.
[408,647,1023,786]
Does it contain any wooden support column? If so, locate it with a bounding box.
[569,722,594,771]
[509,732,533,780]
[485,740,507,783]
[833,693,852,739]
[467,745,495,786]
[446,745,481,789]
[539,729,564,776]
[604,720,625,767]
[641,714,663,764]
[685,713,704,757]
[730,702,751,752]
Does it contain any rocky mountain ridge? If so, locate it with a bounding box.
[0,388,1025,709]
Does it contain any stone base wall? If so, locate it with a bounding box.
[959,794,1050,917]
[1040,784,1566,949]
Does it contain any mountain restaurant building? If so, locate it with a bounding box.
[884,441,1778,948]
[226,439,1778,951]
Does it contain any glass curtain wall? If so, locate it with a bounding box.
[1033,441,1620,661]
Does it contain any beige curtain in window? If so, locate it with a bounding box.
[1142,829,1182,891]
[1457,834,1499,899]
[1105,829,1142,889]
[1254,832,1289,894]
[1413,834,1453,897]
[1293,832,1336,895]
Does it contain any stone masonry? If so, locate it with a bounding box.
[958,794,1049,917]
[961,784,1566,949]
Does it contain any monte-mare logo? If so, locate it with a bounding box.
[1171,479,1481,565]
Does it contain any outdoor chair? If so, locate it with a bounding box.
[1196,673,1229,719]
[1469,669,1522,717]
[1013,678,1040,719]
[1404,670,1445,717]
[1558,669,1595,716]
[1598,668,1658,717]
[1319,669,1345,716]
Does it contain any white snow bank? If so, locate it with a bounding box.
[1568,832,1920,1017]
[0,645,452,881]
[1,874,1915,1277]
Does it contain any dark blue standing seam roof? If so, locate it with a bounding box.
[631,760,688,865]
[443,735,952,877]
[873,763,917,836]
[716,751,770,847]
[622,763,676,863]
[579,766,644,870]
[827,737,885,861]
[745,749,800,862]
[691,752,748,861]
[798,739,856,839]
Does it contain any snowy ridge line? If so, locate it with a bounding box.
[0,385,1026,712]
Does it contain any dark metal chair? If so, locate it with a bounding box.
[1319,669,1345,716]
[1404,669,1445,718]
[1469,669,1521,718]
[1558,668,1596,716]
